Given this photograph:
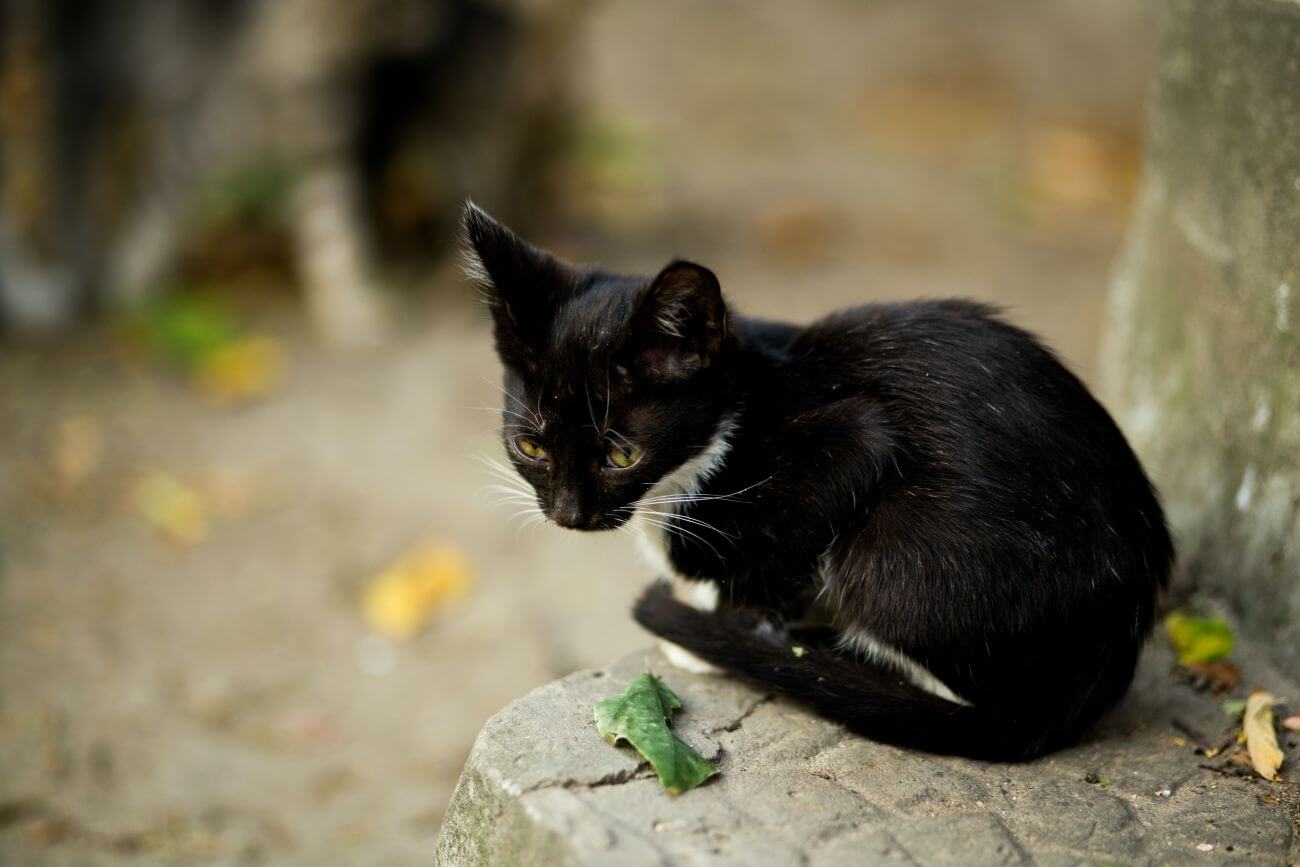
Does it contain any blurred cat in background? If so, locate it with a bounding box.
[0,0,577,344]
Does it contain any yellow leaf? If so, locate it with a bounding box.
[193,335,285,404]
[1164,609,1234,665]
[362,544,472,641]
[1243,690,1284,782]
[134,471,208,545]
[51,415,103,488]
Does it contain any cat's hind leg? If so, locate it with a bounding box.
[658,579,721,674]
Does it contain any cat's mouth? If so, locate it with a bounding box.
[547,510,630,532]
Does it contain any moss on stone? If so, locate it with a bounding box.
[1103,0,1300,671]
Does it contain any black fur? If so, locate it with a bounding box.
[466,202,1172,760]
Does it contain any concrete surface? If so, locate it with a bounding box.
[436,640,1300,866]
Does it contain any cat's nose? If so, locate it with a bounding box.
[549,493,591,529]
[552,510,599,530]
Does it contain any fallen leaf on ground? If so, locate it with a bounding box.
[50,416,103,489]
[362,544,472,640]
[1222,698,1248,719]
[1184,659,1241,693]
[595,672,717,795]
[133,471,209,544]
[1165,609,1234,665]
[1243,691,1283,781]
[193,335,286,404]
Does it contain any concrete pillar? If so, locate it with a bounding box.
[1103,0,1300,669]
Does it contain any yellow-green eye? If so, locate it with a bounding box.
[514,436,548,462]
[605,442,642,469]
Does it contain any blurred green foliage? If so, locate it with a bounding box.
[130,295,240,369]
[193,155,297,229]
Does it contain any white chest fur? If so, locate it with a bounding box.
[631,417,735,672]
[630,413,737,585]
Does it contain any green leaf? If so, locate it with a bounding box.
[1221,697,1248,719]
[1164,609,1234,666]
[594,673,717,795]
[133,296,240,368]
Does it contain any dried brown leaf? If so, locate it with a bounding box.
[1184,660,1241,693]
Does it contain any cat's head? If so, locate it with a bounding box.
[464,203,734,531]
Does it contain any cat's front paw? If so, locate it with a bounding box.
[659,640,720,674]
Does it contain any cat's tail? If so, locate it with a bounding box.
[632,582,1074,761]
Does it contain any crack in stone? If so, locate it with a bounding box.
[518,762,653,796]
[585,764,653,790]
[709,693,775,735]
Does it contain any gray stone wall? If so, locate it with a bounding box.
[1102,0,1300,670]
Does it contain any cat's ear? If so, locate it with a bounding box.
[461,201,577,369]
[628,260,728,383]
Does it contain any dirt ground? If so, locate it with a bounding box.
[0,1,1159,863]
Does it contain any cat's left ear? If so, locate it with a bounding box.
[628,260,728,383]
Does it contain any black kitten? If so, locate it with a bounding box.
[465,203,1171,761]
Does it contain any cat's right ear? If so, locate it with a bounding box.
[461,202,577,370]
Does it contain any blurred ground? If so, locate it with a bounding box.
[0,1,1159,863]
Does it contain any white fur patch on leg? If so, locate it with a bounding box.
[659,639,720,674]
[657,580,721,672]
[683,579,719,612]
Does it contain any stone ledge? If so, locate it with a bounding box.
[435,640,1300,866]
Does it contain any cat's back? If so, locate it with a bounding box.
[787,298,1099,427]
[791,298,1048,380]
[783,298,1156,517]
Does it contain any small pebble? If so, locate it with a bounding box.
[1155,788,1171,797]
[1197,843,1214,852]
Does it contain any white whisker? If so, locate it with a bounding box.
[647,509,737,541]
[467,405,541,428]
[604,428,634,450]
[636,475,772,507]
[602,364,612,433]
[478,376,545,429]
[627,510,726,562]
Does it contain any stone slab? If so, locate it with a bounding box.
[435,639,1300,865]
